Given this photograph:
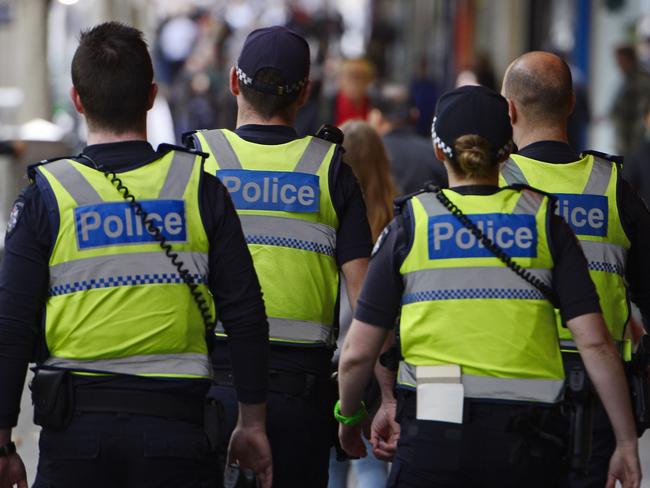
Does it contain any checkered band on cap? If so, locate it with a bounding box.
[236,65,307,96]
[431,116,514,161]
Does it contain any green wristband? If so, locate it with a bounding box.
[333,400,367,426]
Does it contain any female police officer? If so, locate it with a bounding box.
[335,85,641,487]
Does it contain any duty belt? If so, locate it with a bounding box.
[74,389,205,425]
[214,368,318,398]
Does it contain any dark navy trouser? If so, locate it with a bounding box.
[33,412,218,488]
[209,381,334,488]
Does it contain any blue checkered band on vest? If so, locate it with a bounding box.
[49,273,207,297]
[402,288,546,305]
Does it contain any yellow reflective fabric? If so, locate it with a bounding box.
[36,151,214,378]
[195,129,339,345]
[399,188,564,402]
[500,154,630,342]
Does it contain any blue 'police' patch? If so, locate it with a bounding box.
[6,201,24,236]
[218,169,320,213]
[75,200,186,249]
[428,213,537,259]
[554,194,608,237]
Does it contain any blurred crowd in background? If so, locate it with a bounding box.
[0,0,649,227]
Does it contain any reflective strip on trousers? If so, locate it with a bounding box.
[581,240,627,275]
[402,267,552,304]
[43,352,212,378]
[215,317,333,345]
[48,252,209,296]
[239,214,337,257]
[397,361,563,404]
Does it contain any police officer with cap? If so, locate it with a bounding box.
[337,85,641,487]
[0,22,272,488]
[187,26,372,487]
[500,51,650,487]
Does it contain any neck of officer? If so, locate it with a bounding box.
[513,120,569,151]
[236,103,296,128]
[446,167,499,188]
[85,121,148,146]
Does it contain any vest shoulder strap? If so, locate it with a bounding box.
[582,149,623,166]
[27,155,76,180]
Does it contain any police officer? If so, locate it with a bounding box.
[336,85,641,487]
[0,22,272,488]
[500,51,650,487]
[186,26,372,487]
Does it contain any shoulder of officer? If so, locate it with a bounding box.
[393,186,431,214]
[581,149,624,166]
[503,183,557,202]
[26,155,77,180]
[158,142,207,159]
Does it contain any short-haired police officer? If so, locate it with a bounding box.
[0,22,272,488]
[337,86,641,488]
[187,26,372,487]
[501,51,650,487]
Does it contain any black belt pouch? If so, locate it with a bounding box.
[31,369,74,430]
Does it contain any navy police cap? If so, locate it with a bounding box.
[236,26,310,97]
[432,85,513,160]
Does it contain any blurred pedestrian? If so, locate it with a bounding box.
[623,102,650,207]
[331,58,375,126]
[368,86,447,195]
[610,45,650,155]
[328,120,394,488]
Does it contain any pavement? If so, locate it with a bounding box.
[12,376,650,487]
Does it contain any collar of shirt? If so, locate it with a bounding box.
[81,140,165,172]
[448,184,500,195]
[516,140,580,164]
[235,124,298,145]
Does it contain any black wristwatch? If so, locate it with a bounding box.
[0,441,16,457]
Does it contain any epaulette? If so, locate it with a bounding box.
[393,186,430,214]
[581,149,624,165]
[181,129,203,148]
[26,155,75,181]
[505,182,557,202]
[158,142,208,160]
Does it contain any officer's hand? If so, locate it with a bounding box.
[0,453,27,488]
[227,424,273,488]
[370,400,400,461]
[606,442,641,488]
[339,423,366,458]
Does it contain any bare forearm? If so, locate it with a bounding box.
[237,402,266,429]
[339,320,388,415]
[342,258,369,313]
[581,342,637,444]
[375,331,396,403]
[569,313,637,445]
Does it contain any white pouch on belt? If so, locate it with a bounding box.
[416,364,464,424]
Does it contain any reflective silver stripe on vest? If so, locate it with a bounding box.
[215,317,333,345]
[403,266,552,297]
[294,137,333,174]
[398,361,562,403]
[41,159,102,205]
[500,158,530,186]
[239,214,337,257]
[513,190,544,215]
[159,151,196,199]
[43,352,211,377]
[583,156,613,195]
[48,252,209,296]
[200,130,242,169]
[581,240,627,275]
